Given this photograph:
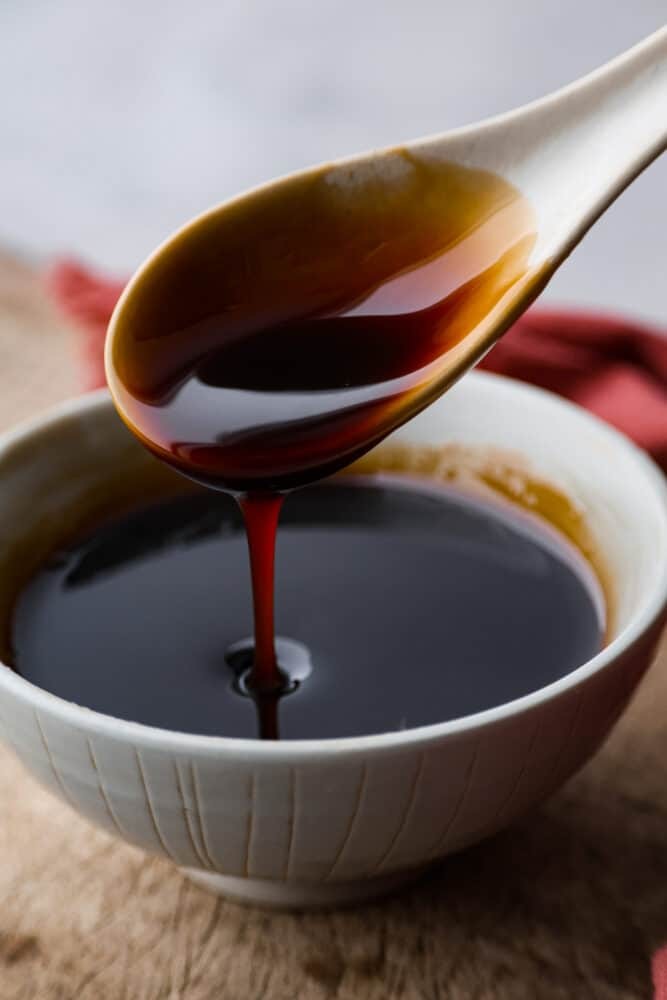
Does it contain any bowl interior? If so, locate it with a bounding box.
[392,373,667,640]
[0,372,665,697]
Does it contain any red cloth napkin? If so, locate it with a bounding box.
[655,952,667,1000]
[47,258,667,472]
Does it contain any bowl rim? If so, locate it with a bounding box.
[1,373,665,759]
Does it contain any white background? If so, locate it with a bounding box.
[0,1,664,323]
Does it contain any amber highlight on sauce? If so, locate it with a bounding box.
[348,442,614,637]
[107,153,543,494]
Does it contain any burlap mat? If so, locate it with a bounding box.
[0,251,665,1000]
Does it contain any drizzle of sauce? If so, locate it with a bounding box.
[105,154,551,698]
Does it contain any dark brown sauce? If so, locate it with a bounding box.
[12,478,604,740]
[108,154,543,493]
[106,154,550,701]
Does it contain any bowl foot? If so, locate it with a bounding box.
[181,865,427,910]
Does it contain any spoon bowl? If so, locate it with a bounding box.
[106,28,666,494]
[106,156,543,492]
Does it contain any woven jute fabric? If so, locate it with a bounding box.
[0,251,665,1000]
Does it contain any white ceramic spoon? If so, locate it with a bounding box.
[422,24,666,285]
[107,27,666,493]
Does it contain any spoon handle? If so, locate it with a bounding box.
[420,27,667,266]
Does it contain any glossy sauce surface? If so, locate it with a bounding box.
[107,155,542,493]
[13,479,604,740]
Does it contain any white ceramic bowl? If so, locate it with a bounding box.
[0,373,665,909]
